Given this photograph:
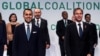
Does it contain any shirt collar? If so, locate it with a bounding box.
[86,21,91,24]
[63,19,68,22]
[76,21,83,25]
[35,18,41,22]
[24,22,32,26]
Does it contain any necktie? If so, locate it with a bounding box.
[78,23,83,38]
[65,20,67,27]
[37,19,39,27]
[27,24,31,40]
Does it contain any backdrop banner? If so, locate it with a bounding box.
[0,0,100,56]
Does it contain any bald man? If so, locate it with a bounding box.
[56,11,73,56]
[32,8,50,56]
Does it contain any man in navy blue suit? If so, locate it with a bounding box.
[64,8,93,56]
[0,13,7,56]
[12,9,39,56]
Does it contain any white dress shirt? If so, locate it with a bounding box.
[35,18,41,27]
[75,21,83,35]
[24,22,32,34]
[63,19,68,24]
[63,19,68,26]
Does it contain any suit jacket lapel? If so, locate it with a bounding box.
[32,19,35,25]
[82,22,87,38]
[67,20,70,24]
[74,23,80,38]
[61,20,66,28]
[40,19,43,28]
[83,22,87,32]
[22,23,28,41]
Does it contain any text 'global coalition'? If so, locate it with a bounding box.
[1,1,100,10]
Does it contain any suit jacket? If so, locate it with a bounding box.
[89,23,98,45]
[12,23,39,56]
[56,19,73,42]
[64,22,93,56]
[32,18,50,44]
[32,18,50,56]
[0,20,7,45]
[0,20,7,56]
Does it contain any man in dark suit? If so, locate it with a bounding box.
[0,13,7,56]
[12,9,39,56]
[85,13,98,56]
[32,8,50,56]
[56,11,73,56]
[64,8,93,56]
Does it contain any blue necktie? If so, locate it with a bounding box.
[78,23,83,38]
[27,24,31,40]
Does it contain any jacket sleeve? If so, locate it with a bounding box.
[92,24,98,44]
[64,25,71,56]
[56,21,64,38]
[12,26,19,56]
[45,20,50,45]
[2,20,7,45]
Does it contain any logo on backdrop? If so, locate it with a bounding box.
[1,1,100,10]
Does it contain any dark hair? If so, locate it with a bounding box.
[9,13,17,22]
[85,13,91,18]
[23,8,33,15]
[0,12,2,23]
[73,8,83,15]
[62,11,68,15]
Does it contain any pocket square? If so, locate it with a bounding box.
[32,31,37,33]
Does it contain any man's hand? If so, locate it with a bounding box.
[94,43,97,48]
[62,36,64,40]
[4,44,7,50]
[87,53,91,56]
[46,44,50,49]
